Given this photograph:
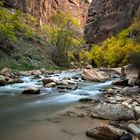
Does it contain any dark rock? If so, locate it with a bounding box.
[112,79,128,86]
[57,84,78,92]
[91,103,135,121]
[119,132,132,140]
[22,87,40,95]
[79,98,93,102]
[84,0,140,44]
[86,125,124,140]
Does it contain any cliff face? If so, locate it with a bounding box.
[4,0,90,27]
[84,0,140,44]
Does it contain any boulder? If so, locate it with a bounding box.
[22,87,40,95]
[91,103,135,121]
[134,106,140,119]
[128,124,140,139]
[120,86,140,96]
[122,64,139,78]
[86,125,124,140]
[81,68,110,82]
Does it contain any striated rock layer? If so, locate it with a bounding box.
[3,0,90,27]
[84,0,140,44]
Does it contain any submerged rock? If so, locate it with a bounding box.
[22,86,40,95]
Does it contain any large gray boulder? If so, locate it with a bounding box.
[91,103,135,120]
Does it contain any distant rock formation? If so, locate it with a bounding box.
[84,0,140,44]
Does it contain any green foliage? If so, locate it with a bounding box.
[0,7,37,49]
[88,28,140,67]
[43,12,83,66]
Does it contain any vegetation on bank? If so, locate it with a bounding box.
[80,11,140,67]
[0,2,84,70]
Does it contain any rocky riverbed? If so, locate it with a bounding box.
[0,65,140,140]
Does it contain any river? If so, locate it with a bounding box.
[0,70,113,140]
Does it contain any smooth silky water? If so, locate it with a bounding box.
[0,71,113,139]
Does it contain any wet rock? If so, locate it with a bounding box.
[79,98,93,102]
[30,70,42,75]
[57,84,78,92]
[128,124,140,139]
[86,125,124,140]
[134,106,140,119]
[22,87,40,95]
[45,82,56,88]
[112,79,128,86]
[42,79,55,85]
[81,68,110,82]
[120,86,140,96]
[7,78,23,84]
[91,103,135,121]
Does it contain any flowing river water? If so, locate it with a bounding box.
[0,71,114,140]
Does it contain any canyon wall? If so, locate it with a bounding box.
[4,0,90,27]
[84,0,140,44]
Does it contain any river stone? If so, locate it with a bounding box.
[22,87,40,95]
[57,84,78,92]
[120,86,140,96]
[134,106,140,119]
[86,125,124,140]
[90,103,135,121]
[42,78,55,85]
[128,124,140,139]
[81,68,110,82]
[45,82,56,88]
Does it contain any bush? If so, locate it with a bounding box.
[88,28,140,67]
